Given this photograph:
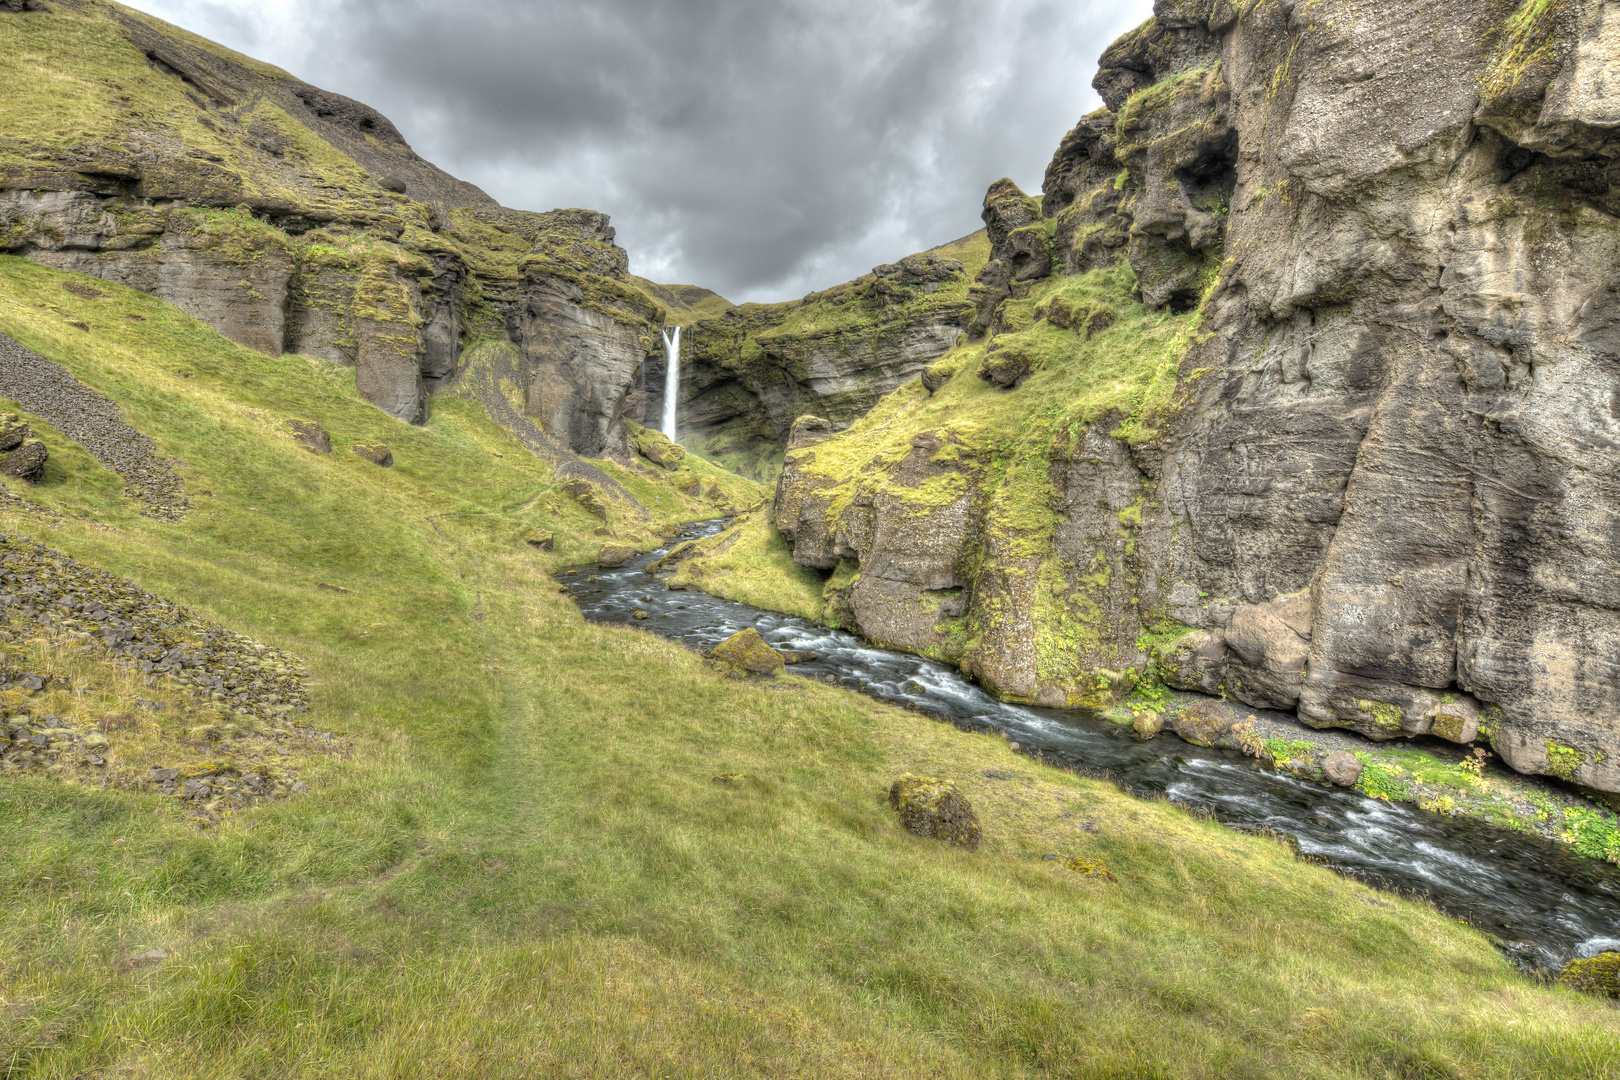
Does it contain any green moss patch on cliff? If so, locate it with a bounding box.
[680,422,786,484]
[629,276,733,325]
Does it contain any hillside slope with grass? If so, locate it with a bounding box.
[0,249,1616,1075]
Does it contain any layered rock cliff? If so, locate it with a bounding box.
[647,233,987,481]
[772,0,1620,795]
[0,0,663,460]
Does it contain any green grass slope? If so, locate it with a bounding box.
[0,258,1614,1077]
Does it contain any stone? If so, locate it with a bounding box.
[1131,711,1164,739]
[1063,856,1116,882]
[888,774,982,851]
[1172,700,1235,747]
[632,609,651,620]
[525,532,555,551]
[920,362,950,394]
[0,416,29,452]
[710,627,785,675]
[779,650,817,664]
[1,441,47,482]
[1555,952,1620,999]
[1322,750,1364,788]
[352,443,392,467]
[629,423,686,469]
[560,477,607,520]
[287,419,331,454]
[978,344,1033,388]
[596,543,638,567]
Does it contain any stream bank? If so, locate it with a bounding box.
[561,520,1620,972]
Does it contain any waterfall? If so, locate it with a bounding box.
[661,326,681,442]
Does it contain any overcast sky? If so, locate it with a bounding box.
[127,0,1150,302]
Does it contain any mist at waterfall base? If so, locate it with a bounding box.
[661,327,682,441]
[560,520,1620,971]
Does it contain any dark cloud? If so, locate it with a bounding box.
[128,0,1151,300]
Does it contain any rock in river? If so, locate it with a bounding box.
[711,627,784,675]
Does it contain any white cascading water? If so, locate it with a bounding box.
[661,326,681,441]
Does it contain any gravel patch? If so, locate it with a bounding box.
[0,332,189,519]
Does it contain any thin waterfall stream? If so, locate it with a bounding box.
[560,519,1620,971]
[661,326,682,441]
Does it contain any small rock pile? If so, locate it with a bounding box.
[0,332,189,519]
[0,532,309,722]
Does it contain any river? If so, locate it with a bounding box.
[561,520,1620,971]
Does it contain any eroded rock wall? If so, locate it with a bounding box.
[775,0,1620,794]
[0,0,655,452]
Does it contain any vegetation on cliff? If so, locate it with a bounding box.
[0,254,1615,1074]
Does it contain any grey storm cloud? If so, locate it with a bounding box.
[128,0,1152,301]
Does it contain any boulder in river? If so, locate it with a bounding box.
[1172,700,1234,748]
[711,627,784,674]
[596,544,638,567]
[889,774,981,851]
[1323,750,1364,788]
[1556,952,1620,998]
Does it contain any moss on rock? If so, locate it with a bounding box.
[888,774,982,851]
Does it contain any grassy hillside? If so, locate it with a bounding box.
[0,257,1612,1076]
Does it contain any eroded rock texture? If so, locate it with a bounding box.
[775,0,1620,794]
[0,2,654,455]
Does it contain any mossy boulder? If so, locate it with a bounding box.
[978,343,1034,388]
[0,415,30,452]
[1172,699,1235,747]
[1556,952,1620,998]
[352,443,393,467]
[287,419,331,454]
[888,774,982,850]
[559,477,607,519]
[596,543,638,567]
[524,532,555,552]
[629,423,686,470]
[711,627,784,675]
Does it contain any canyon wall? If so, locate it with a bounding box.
[774,0,1620,794]
[0,0,656,457]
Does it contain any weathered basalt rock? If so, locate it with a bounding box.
[711,627,785,675]
[888,774,982,850]
[772,0,1620,795]
[0,2,664,458]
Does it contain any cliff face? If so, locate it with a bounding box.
[0,0,657,456]
[643,234,986,480]
[773,0,1620,794]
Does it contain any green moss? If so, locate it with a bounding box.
[1547,741,1584,782]
[1480,0,1569,99]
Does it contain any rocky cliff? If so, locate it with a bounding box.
[772,0,1620,796]
[645,232,987,481]
[0,0,670,460]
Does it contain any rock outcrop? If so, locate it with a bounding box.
[0,0,659,459]
[653,242,983,478]
[772,0,1620,795]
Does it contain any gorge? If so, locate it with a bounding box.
[1,0,1619,1071]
